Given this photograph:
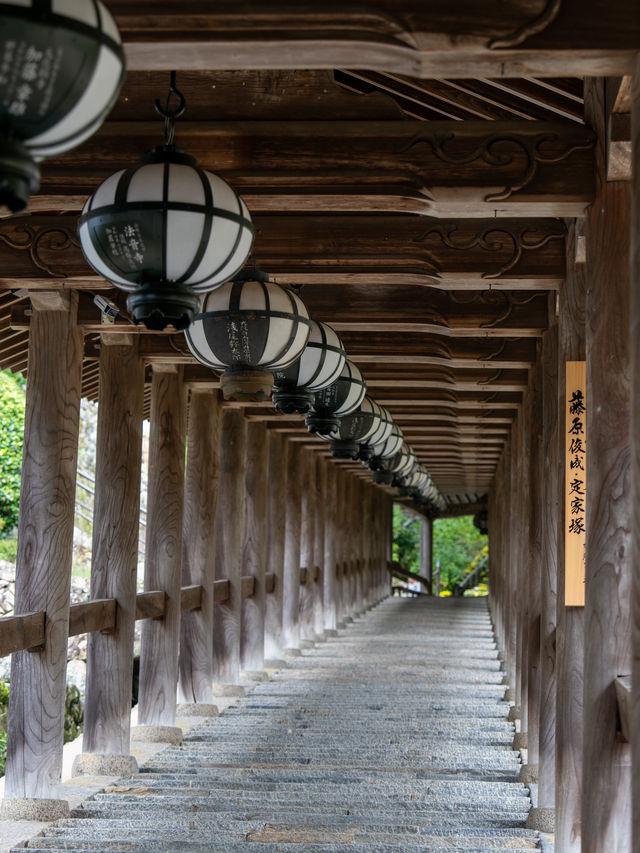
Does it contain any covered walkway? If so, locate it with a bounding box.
[19,598,538,852]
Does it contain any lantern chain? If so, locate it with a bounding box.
[154,70,186,147]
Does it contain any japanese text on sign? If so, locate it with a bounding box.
[565,362,586,606]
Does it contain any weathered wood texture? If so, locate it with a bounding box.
[178,389,221,704]
[282,443,302,650]
[323,463,338,631]
[312,457,326,637]
[0,613,45,657]
[299,450,316,642]
[240,422,268,673]
[135,591,166,621]
[420,518,433,592]
[264,432,287,659]
[5,297,82,799]
[539,324,559,810]
[138,367,186,727]
[212,409,247,684]
[582,80,632,847]
[631,55,640,853]
[83,341,144,755]
[555,221,586,852]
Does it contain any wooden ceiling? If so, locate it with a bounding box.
[2,0,627,513]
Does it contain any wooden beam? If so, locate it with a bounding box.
[35,120,594,217]
[68,599,117,638]
[135,591,166,621]
[109,2,640,78]
[0,612,45,656]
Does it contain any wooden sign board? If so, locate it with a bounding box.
[565,361,586,606]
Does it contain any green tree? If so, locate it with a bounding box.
[433,515,487,592]
[392,504,421,573]
[0,370,25,535]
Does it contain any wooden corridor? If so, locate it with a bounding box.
[15,597,540,853]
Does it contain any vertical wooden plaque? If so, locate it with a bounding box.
[564,361,586,606]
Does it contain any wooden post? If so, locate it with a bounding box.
[178,388,221,705]
[264,432,287,661]
[240,421,268,674]
[528,324,559,831]
[582,78,631,851]
[80,340,144,771]
[312,456,326,637]
[282,442,302,651]
[323,462,338,631]
[420,516,433,592]
[3,294,82,813]
[631,55,640,853]
[555,221,586,851]
[299,449,316,643]
[137,366,186,731]
[212,408,247,684]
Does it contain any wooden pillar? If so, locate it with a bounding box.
[354,479,365,613]
[240,421,268,674]
[582,78,631,851]
[529,324,559,830]
[555,221,586,851]
[323,462,338,631]
[282,442,302,651]
[178,389,221,706]
[631,56,640,853]
[299,449,316,642]
[312,456,326,637]
[506,428,520,700]
[420,516,433,592]
[335,470,347,624]
[264,432,287,660]
[3,294,82,811]
[137,366,186,729]
[212,408,247,685]
[81,340,144,768]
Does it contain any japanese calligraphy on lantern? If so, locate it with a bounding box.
[565,361,586,606]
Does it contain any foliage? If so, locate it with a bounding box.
[433,515,488,593]
[0,370,26,535]
[0,537,17,563]
[64,685,84,743]
[392,504,421,573]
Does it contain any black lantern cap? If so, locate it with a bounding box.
[272,385,315,414]
[305,410,340,435]
[373,469,394,485]
[0,136,40,213]
[126,281,199,331]
[330,438,360,460]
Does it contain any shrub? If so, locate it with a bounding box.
[0,371,26,535]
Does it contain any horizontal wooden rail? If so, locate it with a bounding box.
[388,560,432,595]
[69,598,116,636]
[300,567,307,586]
[180,584,203,612]
[213,579,230,604]
[614,675,631,742]
[241,575,256,598]
[0,611,45,655]
[135,590,166,621]
[265,572,276,594]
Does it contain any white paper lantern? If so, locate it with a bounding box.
[0,0,125,212]
[316,396,387,459]
[185,270,311,401]
[305,359,366,435]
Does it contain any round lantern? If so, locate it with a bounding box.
[372,440,414,485]
[356,404,394,462]
[305,360,366,436]
[367,422,404,474]
[316,396,387,459]
[79,145,254,331]
[272,320,346,414]
[185,270,311,401]
[0,0,126,213]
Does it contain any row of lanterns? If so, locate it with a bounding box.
[0,5,443,510]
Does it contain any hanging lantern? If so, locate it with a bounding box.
[305,359,366,436]
[316,396,389,459]
[272,320,346,414]
[185,269,311,402]
[367,422,404,475]
[372,440,414,485]
[78,72,254,331]
[356,405,394,462]
[0,0,126,213]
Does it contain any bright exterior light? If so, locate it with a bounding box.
[0,0,125,213]
[185,269,311,402]
[78,73,253,331]
[272,320,346,414]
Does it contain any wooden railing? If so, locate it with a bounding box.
[387,560,432,595]
[0,567,320,659]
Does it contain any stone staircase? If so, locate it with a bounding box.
[18,596,541,852]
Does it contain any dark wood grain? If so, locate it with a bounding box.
[135,591,166,621]
[178,389,221,704]
[299,450,316,641]
[240,421,268,673]
[264,433,287,659]
[323,463,338,631]
[0,613,45,657]
[213,409,247,684]
[5,296,82,800]
[313,457,327,636]
[68,600,117,637]
[138,366,186,727]
[82,340,144,756]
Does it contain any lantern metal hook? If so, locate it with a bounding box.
[154,70,186,147]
